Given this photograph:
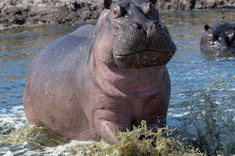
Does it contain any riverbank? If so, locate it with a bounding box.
[0,0,235,28]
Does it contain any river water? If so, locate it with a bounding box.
[0,9,235,155]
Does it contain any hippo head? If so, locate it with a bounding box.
[200,23,235,57]
[93,0,176,69]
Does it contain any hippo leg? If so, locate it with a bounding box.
[92,109,132,144]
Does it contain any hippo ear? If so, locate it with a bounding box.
[104,0,113,9]
[204,25,211,31]
[148,0,157,4]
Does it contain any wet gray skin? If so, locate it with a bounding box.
[200,23,235,57]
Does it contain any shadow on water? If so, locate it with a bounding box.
[0,9,235,155]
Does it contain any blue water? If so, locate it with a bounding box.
[165,10,235,105]
[0,25,81,114]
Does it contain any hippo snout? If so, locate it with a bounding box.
[113,21,176,68]
[130,22,142,30]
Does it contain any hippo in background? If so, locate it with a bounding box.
[23,0,176,144]
[200,23,235,57]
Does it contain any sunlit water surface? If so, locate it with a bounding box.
[0,9,235,155]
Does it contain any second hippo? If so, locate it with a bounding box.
[200,23,235,57]
[23,0,176,144]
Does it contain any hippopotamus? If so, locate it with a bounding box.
[23,0,176,144]
[200,23,235,57]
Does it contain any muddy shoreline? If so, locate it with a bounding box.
[0,0,235,28]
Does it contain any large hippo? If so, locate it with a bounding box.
[200,23,235,57]
[23,0,176,144]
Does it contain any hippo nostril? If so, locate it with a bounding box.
[150,22,166,34]
[131,22,138,28]
[131,22,141,30]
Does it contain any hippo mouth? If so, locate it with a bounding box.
[113,50,175,68]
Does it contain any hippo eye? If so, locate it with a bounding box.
[112,5,122,18]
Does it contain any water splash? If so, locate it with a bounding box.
[60,121,201,156]
[173,74,235,155]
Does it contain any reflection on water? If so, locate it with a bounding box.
[0,9,235,155]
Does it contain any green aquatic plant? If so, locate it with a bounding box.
[56,121,202,156]
[0,125,69,150]
[103,121,201,156]
[0,115,202,155]
[206,74,231,90]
